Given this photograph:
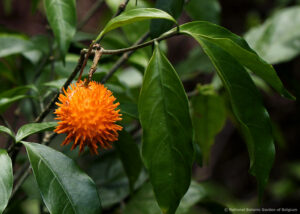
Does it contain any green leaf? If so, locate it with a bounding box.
[119,102,139,119]
[106,0,154,42]
[177,21,294,100]
[190,85,226,163]
[0,95,27,114]
[0,125,15,139]
[43,0,77,57]
[0,34,31,58]
[139,44,193,213]
[96,8,177,40]
[123,181,206,214]
[0,85,33,98]
[43,78,68,89]
[175,46,214,80]
[150,0,184,38]
[15,122,57,142]
[22,141,102,214]
[0,149,13,214]
[115,130,143,191]
[0,85,33,114]
[245,6,300,64]
[185,0,221,24]
[185,34,275,200]
[86,152,147,208]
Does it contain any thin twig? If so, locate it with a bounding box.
[86,31,179,56]
[35,53,85,123]
[77,0,105,30]
[86,45,103,86]
[113,0,130,17]
[77,43,94,83]
[101,32,150,83]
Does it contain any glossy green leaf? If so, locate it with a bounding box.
[106,0,154,42]
[15,122,57,142]
[0,149,13,214]
[185,0,221,24]
[115,130,143,191]
[185,34,275,199]
[190,85,226,163]
[0,34,31,58]
[150,0,184,38]
[43,0,77,57]
[0,126,15,139]
[22,141,102,214]
[123,181,206,214]
[96,8,177,40]
[177,21,294,99]
[245,6,300,64]
[139,45,193,213]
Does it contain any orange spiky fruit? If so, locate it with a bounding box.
[54,80,122,154]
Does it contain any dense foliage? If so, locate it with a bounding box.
[0,0,299,213]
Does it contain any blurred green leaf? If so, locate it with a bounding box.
[0,126,15,139]
[0,95,27,114]
[139,44,193,214]
[0,34,31,58]
[22,141,102,214]
[0,85,32,98]
[0,149,13,214]
[16,122,57,142]
[23,35,50,64]
[288,162,300,181]
[184,33,275,200]
[185,0,221,24]
[96,8,177,40]
[0,61,15,84]
[123,181,206,214]
[178,21,294,100]
[150,0,184,38]
[117,67,143,87]
[119,102,139,119]
[115,130,143,191]
[3,0,12,15]
[245,6,300,64]
[43,78,67,89]
[86,152,147,208]
[43,0,77,57]
[175,46,214,80]
[269,178,296,199]
[21,174,41,200]
[190,85,226,163]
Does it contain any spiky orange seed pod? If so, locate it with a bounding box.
[54,80,122,154]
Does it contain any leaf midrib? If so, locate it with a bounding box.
[31,147,77,214]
